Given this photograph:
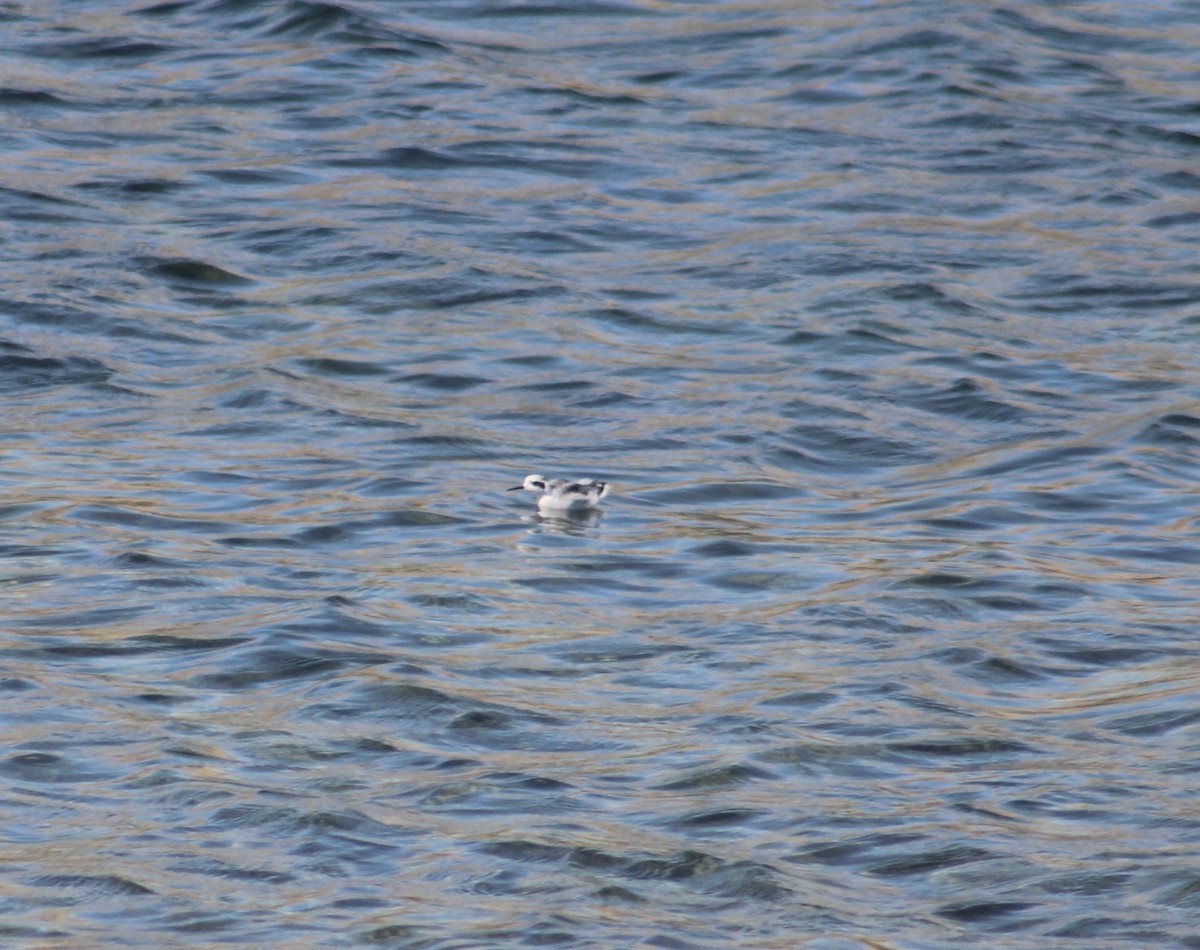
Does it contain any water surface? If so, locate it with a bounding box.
[2,1,1200,947]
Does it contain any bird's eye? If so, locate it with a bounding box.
[532,480,545,489]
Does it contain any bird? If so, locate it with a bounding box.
[507,474,610,513]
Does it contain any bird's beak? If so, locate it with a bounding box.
[507,485,523,491]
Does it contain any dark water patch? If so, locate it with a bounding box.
[1050,919,1180,943]
[190,419,287,438]
[912,503,1046,534]
[190,646,379,689]
[498,353,563,368]
[1132,412,1200,447]
[201,167,305,186]
[1007,794,1119,822]
[501,229,597,254]
[1153,164,1200,192]
[771,424,929,472]
[887,738,1038,764]
[479,841,789,900]
[557,556,688,581]
[585,306,738,338]
[0,349,111,391]
[0,752,115,784]
[22,634,250,661]
[258,0,378,40]
[29,874,154,897]
[995,5,1181,52]
[911,350,1034,384]
[858,28,967,55]
[763,738,950,782]
[574,218,695,250]
[705,570,799,593]
[509,379,595,395]
[327,274,554,311]
[689,539,756,559]
[217,534,299,549]
[969,444,1109,479]
[449,709,517,731]
[655,764,776,791]
[129,691,192,708]
[924,109,1017,132]
[240,224,344,257]
[357,475,422,498]
[522,83,647,110]
[132,1,190,17]
[393,371,489,391]
[291,521,372,545]
[269,603,401,642]
[1038,635,1179,664]
[904,377,1032,425]
[788,832,928,870]
[514,574,656,595]
[1100,543,1200,566]
[1157,873,1200,909]
[167,857,296,886]
[775,329,827,348]
[899,572,991,590]
[32,38,177,62]
[140,257,255,287]
[1015,488,1114,513]
[758,690,836,710]
[867,843,993,877]
[15,603,152,631]
[0,186,86,222]
[1102,708,1200,738]
[1006,277,1200,314]
[1145,211,1200,229]
[375,509,467,527]
[931,146,1069,177]
[568,387,638,407]
[671,808,763,830]
[294,356,391,377]
[412,770,585,817]
[371,143,613,181]
[214,388,285,411]
[550,639,695,668]
[356,683,502,722]
[951,651,1051,684]
[878,280,984,315]
[192,0,432,51]
[206,803,400,842]
[936,899,1039,924]
[328,683,583,753]
[814,191,912,215]
[177,470,258,486]
[814,324,919,357]
[74,176,187,198]
[0,88,71,108]
[640,482,802,505]
[72,504,228,535]
[469,1,655,22]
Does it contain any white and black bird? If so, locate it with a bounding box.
[508,474,610,513]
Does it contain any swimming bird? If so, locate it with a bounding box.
[508,474,610,513]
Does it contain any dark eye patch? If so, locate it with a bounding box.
[531,480,546,490]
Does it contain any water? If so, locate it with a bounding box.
[3,1,1200,946]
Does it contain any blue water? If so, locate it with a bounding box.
[3,1,1200,947]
